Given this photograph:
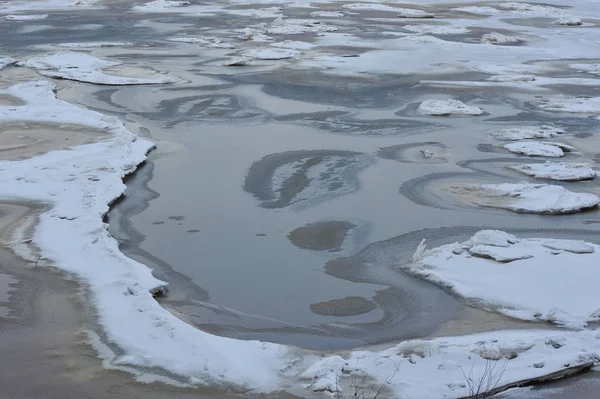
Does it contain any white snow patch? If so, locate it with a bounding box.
[487,74,536,82]
[417,99,483,116]
[133,0,190,12]
[0,58,16,70]
[3,14,48,20]
[18,52,172,85]
[454,6,500,14]
[271,40,314,50]
[571,63,600,76]
[267,17,338,34]
[407,230,600,328]
[481,32,520,44]
[502,141,576,157]
[56,42,133,48]
[508,162,596,181]
[533,97,600,113]
[238,27,273,42]
[448,183,599,214]
[310,11,344,18]
[242,48,301,60]
[168,36,235,48]
[489,126,565,141]
[404,24,469,35]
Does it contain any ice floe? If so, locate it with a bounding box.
[508,162,596,181]
[270,40,314,50]
[571,63,600,75]
[267,17,338,34]
[417,99,483,116]
[532,97,600,113]
[502,141,576,157]
[132,0,190,12]
[408,230,600,328]
[242,48,301,60]
[18,52,173,85]
[404,24,470,35]
[489,126,565,141]
[56,42,134,48]
[0,58,15,70]
[481,32,520,44]
[168,36,235,48]
[3,14,48,20]
[447,183,599,214]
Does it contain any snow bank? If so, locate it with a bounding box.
[417,99,483,116]
[303,328,600,398]
[408,230,600,328]
[18,52,173,85]
[502,141,576,157]
[489,126,565,141]
[448,183,599,214]
[508,162,596,181]
[0,80,290,391]
[532,97,600,113]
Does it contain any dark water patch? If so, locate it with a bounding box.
[310,296,377,317]
[244,150,373,209]
[288,221,356,252]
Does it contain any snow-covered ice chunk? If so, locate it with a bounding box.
[454,6,500,14]
[310,11,344,18]
[481,32,519,44]
[222,57,254,66]
[487,74,536,82]
[133,0,190,12]
[242,48,301,60]
[0,58,16,70]
[403,24,469,35]
[3,14,48,20]
[168,36,234,48]
[502,141,575,157]
[396,9,434,18]
[267,17,337,34]
[489,126,565,141]
[417,99,483,116]
[238,27,273,42]
[571,63,600,76]
[408,230,600,328]
[448,183,599,214]
[18,52,172,85]
[467,244,533,262]
[532,97,600,113]
[271,40,314,50]
[463,230,519,248]
[555,16,582,26]
[507,162,595,181]
[541,239,594,254]
[56,42,133,48]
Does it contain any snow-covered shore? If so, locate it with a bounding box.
[2,81,598,398]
